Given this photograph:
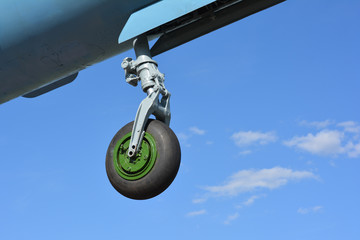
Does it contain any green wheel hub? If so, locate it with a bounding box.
[113,132,157,181]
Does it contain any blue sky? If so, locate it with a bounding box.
[1,0,360,239]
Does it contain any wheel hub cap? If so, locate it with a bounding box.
[113,132,157,180]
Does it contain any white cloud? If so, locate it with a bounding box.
[177,126,206,147]
[177,132,190,141]
[186,209,207,217]
[224,212,239,225]
[238,150,252,156]
[313,206,323,211]
[177,133,191,147]
[204,167,316,197]
[284,130,344,156]
[242,195,261,206]
[189,126,206,135]
[231,131,277,147]
[284,129,360,158]
[297,206,323,214]
[337,121,360,134]
[300,120,333,129]
[297,208,309,214]
[192,198,207,204]
[345,141,360,158]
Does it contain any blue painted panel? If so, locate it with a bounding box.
[0,0,103,49]
[118,0,216,43]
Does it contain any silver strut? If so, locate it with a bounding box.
[121,35,171,158]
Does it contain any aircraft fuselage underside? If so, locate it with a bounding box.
[0,0,284,104]
[0,0,158,103]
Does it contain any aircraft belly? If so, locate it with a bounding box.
[0,0,285,104]
[0,0,158,104]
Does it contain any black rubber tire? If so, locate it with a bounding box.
[106,119,181,200]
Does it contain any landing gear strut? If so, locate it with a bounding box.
[106,35,181,200]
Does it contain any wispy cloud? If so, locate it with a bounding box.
[284,129,360,158]
[177,126,207,147]
[284,130,344,156]
[299,120,334,129]
[337,121,360,134]
[230,120,360,158]
[297,206,323,214]
[345,141,360,158]
[231,131,277,147]
[224,212,239,225]
[236,195,265,208]
[189,126,206,135]
[204,167,316,197]
[192,198,207,204]
[177,132,191,147]
[177,132,190,141]
[238,150,252,156]
[186,209,207,217]
[242,195,262,206]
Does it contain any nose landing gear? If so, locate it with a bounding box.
[106,36,181,200]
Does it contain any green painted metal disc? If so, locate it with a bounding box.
[113,132,157,181]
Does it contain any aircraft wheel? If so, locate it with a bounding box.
[106,119,181,200]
